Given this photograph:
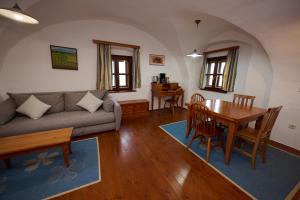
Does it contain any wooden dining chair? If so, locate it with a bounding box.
[190,93,205,104]
[164,88,183,114]
[233,94,256,108]
[187,93,206,136]
[232,94,256,129]
[234,105,282,169]
[187,102,225,162]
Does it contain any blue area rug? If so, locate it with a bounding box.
[0,137,101,200]
[160,121,300,200]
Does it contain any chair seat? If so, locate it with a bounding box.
[0,110,115,137]
[237,127,266,142]
[194,125,224,137]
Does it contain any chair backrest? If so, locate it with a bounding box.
[190,102,216,136]
[190,93,205,104]
[233,94,256,107]
[258,106,283,139]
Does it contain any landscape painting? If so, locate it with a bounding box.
[149,54,165,66]
[50,45,78,70]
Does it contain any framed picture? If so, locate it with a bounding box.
[149,54,165,66]
[50,45,78,70]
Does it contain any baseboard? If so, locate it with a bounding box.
[269,140,300,157]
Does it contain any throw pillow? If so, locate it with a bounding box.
[16,95,51,120]
[76,91,103,113]
[0,98,16,125]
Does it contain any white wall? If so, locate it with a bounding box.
[0,20,184,109]
[268,62,300,150]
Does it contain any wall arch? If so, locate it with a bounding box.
[185,32,273,108]
[0,20,185,109]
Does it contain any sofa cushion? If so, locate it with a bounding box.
[64,90,108,112]
[7,92,64,114]
[0,109,114,137]
[0,98,16,125]
[73,123,116,137]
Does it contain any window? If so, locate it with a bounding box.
[204,56,227,93]
[111,55,133,91]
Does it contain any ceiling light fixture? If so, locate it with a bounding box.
[186,20,203,58]
[0,3,39,24]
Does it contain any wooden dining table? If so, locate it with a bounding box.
[186,99,267,165]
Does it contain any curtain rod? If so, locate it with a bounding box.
[203,46,239,55]
[92,39,140,49]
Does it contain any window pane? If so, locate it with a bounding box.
[218,75,223,87]
[206,63,209,73]
[111,61,115,73]
[112,75,116,87]
[119,61,127,73]
[207,75,213,86]
[119,75,127,87]
[219,62,226,74]
[209,63,215,74]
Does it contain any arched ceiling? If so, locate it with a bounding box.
[0,0,299,72]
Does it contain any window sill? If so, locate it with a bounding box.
[109,90,137,93]
[201,87,227,94]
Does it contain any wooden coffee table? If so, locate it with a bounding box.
[0,128,73,168]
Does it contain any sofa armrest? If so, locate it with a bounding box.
[113,100,122,131]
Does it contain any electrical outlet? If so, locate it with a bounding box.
[288,124,296,130]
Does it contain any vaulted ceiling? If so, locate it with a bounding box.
[0,0,300,76]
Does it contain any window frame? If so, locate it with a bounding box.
[202,56,227,93]
[111,55,133,92]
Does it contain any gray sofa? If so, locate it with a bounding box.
[0,90,122,138]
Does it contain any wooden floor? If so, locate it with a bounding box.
[53,109,265,200]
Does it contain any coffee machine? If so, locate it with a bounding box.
[159,73,166,83]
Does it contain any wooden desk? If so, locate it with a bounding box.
[151,83,184,110]
[186,99,267,165]
[0,128,73,168]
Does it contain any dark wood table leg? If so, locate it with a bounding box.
[225,122,237,165]
[4,159,11,169]
[69,142,72,154]
[181,92,184,108]
[62,144,70,167]
[158,97,161,110]
[151,93,154,111]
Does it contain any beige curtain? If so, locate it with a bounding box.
[132,48,141,88]
[198,54,207,89]
[97,44,112,90]
[222,48,239,92]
